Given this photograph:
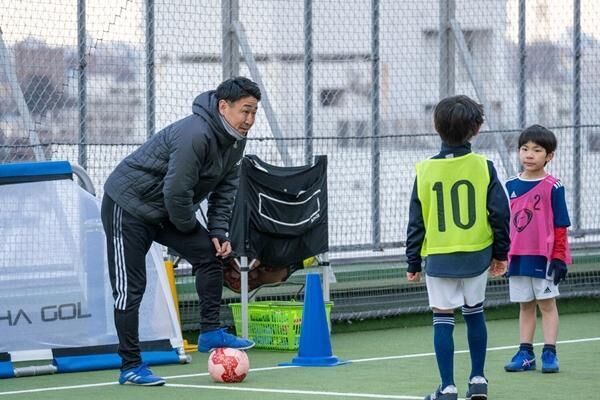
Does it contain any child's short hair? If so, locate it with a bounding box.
[518,124,557,154]
[433,95,484,146]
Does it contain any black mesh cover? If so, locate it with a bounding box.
[225,155,328,292]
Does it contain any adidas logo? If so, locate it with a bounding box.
[544,287,552,294]
[510,191,517,198]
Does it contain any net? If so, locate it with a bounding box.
[1,1,599,330]
[0,162,184,377]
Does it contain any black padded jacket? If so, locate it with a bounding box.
[104,91,245,237]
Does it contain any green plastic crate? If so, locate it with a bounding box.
[229,301,332,350]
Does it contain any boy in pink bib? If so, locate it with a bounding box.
[504,125,571,374]
[509,175,564,262]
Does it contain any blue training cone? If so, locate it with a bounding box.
[279,273,349,367]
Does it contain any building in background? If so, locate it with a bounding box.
[0,0,597,152]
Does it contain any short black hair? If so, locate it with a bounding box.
[216,76,261,102]
[518,124,557,153]
[433,95,484,146]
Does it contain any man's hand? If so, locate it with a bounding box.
[212,238,232,258]
[489,258,507,277]
[406,272,421,282]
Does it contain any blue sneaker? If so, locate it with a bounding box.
[424,385,458,400]
[118,363,165,386]
[198,327,255,353]
[504,350,536,372]
[541,350,560,373]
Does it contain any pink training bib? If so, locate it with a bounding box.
[509,175,559,260]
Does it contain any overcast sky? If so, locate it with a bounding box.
[1,0,599,47]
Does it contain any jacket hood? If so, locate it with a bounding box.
[192,91,235,146]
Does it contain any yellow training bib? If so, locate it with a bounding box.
[416,153,493,256]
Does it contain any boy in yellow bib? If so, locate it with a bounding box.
[406,95,510,400]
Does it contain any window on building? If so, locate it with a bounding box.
[337,120,350,147]
[320,88,345,107]
[537,104,547,122]
[588,131,600,152]
[336,120,369,147]
[356,120,368,147]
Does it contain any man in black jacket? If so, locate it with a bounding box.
[101,76,260,386]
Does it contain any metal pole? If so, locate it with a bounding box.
[233,21,293,166]
[78,0,87,169]
[321,253,331,302]
[70,162,96,195]
[573,0,581,230]
[439,0,455,99]
[222,0,240,79]
[518,0,526,128]
[145,0,155,138]
[240,256,249,339]
[450,19,517,177]
[371,0,381,251]
[304,0,313,165]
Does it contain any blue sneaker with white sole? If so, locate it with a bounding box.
[198,327,255,353]
[504,350,536,372]
[118,363,165,386]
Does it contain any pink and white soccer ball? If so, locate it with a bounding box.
[208,348,250,383]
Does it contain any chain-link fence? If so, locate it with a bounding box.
[1,0,600,258]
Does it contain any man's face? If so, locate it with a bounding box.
[219,96,259,136]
